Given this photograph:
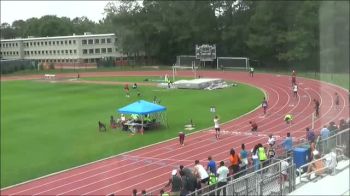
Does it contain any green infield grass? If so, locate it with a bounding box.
[1,77,263,187]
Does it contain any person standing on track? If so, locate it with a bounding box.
[124,84,130,97]
[335,92,340,110]
[249,67,254,77]
[213,115,220,139]
[262,97,268,115]
[293,83,298,98]
[291,70,297,86]
[179,131,185,146]
[314,99,320,118]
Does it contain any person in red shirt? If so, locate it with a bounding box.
[249,121,258,132]
[178,132,185,146]
[291,70,297,86]
[124,84,130,97]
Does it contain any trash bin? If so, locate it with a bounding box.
[293,147,310,169]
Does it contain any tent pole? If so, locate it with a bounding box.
[141,117,144,135]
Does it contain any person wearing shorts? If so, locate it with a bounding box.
[314,99,320,117]
[249,67,254,77]
[335,92,340,110]
[293,84,298,98]
[291,70,296,86]
[214,115,220,139]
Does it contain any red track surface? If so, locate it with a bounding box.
[1,70,349,195]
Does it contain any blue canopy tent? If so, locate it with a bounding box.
[117,100,168,131]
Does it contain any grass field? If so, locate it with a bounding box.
[0,78,263,187]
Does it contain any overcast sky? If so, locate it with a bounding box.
[1,1,110,24]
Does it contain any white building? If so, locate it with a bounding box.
[0,33,125,67]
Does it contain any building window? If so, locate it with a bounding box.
[34,51,37,55]
[61,50,65,54]
[65,50,68,54]
[60,41,63,45]
[52,41,55,45]
[34,42,37,46]
[41,41,44,46]
[16,43,18,46]
[83,49,87,54]
[31,51,33,55]
[65,40,68,45]
[95,48,100,54]
[101,39,106,44]
[107,38,111,43]
[69,40,72,44]
[70,50,72,54]
[107,48,112,53]
[49,50,52,54]
[89,49,94,54]
[46,51,48,54]
[38,51,41,55]
[48,41,51,45]
[95,39,99,44]
[88,39,93,44]
[102,48,106,53]
[53,50,56,54]
[56,41,59,45]
[74,50,77,54]
[73,40,76,44]
[82,40,87,45]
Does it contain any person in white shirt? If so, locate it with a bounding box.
[216,161,229,196]
[193,160,209,189]
[293,84,298,98]
[267,134,276,147]
[213,115,220,139]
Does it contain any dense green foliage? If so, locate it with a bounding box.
[0,79,263,187]
[1,1,348,71]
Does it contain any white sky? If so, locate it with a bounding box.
[0,1,110,24]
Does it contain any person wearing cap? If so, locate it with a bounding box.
[164,169,182,196]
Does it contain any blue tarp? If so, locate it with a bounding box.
[117,100,166,115]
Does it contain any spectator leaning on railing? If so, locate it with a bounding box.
[282,132,293,157]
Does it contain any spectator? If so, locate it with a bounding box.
[320,125,330,140]
[216,161,229,196]
[229,148,241,179]
[251,145,260,171]
[257,143,268,170]
[141,190,147,196]
[306,127,316,143]
[179,166,196,192]
[179,170,190,196]
[280,159,290,188]
[267,134,276,147]
[339,119,348,131]
[249,121,258,132]
[98,121,107,132]
[132,83,138,89]
[282,132,293,157]
[193,160,209,190]
[240,144,249,175]
[328,121,338,132]
[307,151,325,180]
[160,189,170,196]
[165,169,182,196]
[132,189,137,196]
[207,156,217,175]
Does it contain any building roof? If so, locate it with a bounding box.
[1,33,115,42]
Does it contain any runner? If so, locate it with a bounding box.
[284,114,293,124]
[124,84,130,97]
[249,121,258,132]
[262,97,268,115]
[213,115,220,139]
[335,92,340,110]
[179,131,185,146]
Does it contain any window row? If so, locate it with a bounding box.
[39,59,78,63]
[1,42,19,47]
[24,50,77,56]
[82,48,113,54]
[82,38,112,45]
[23,40,77,47]
[1,51,19,56]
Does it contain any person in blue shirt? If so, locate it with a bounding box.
[207,156,217,175]
[306,127,316,143]
[240,143,249,175]
[282,132,293,156]
[320,125,330,140]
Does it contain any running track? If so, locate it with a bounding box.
[1,70,349,195]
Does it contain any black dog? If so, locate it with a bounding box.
[98,121,107,132]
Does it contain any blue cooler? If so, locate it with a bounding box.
[293,147,310,168]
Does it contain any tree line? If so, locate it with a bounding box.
[1,1,348,72]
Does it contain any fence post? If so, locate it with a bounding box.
[279,162,283,195]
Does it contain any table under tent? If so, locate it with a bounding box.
[117,100,167,133]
